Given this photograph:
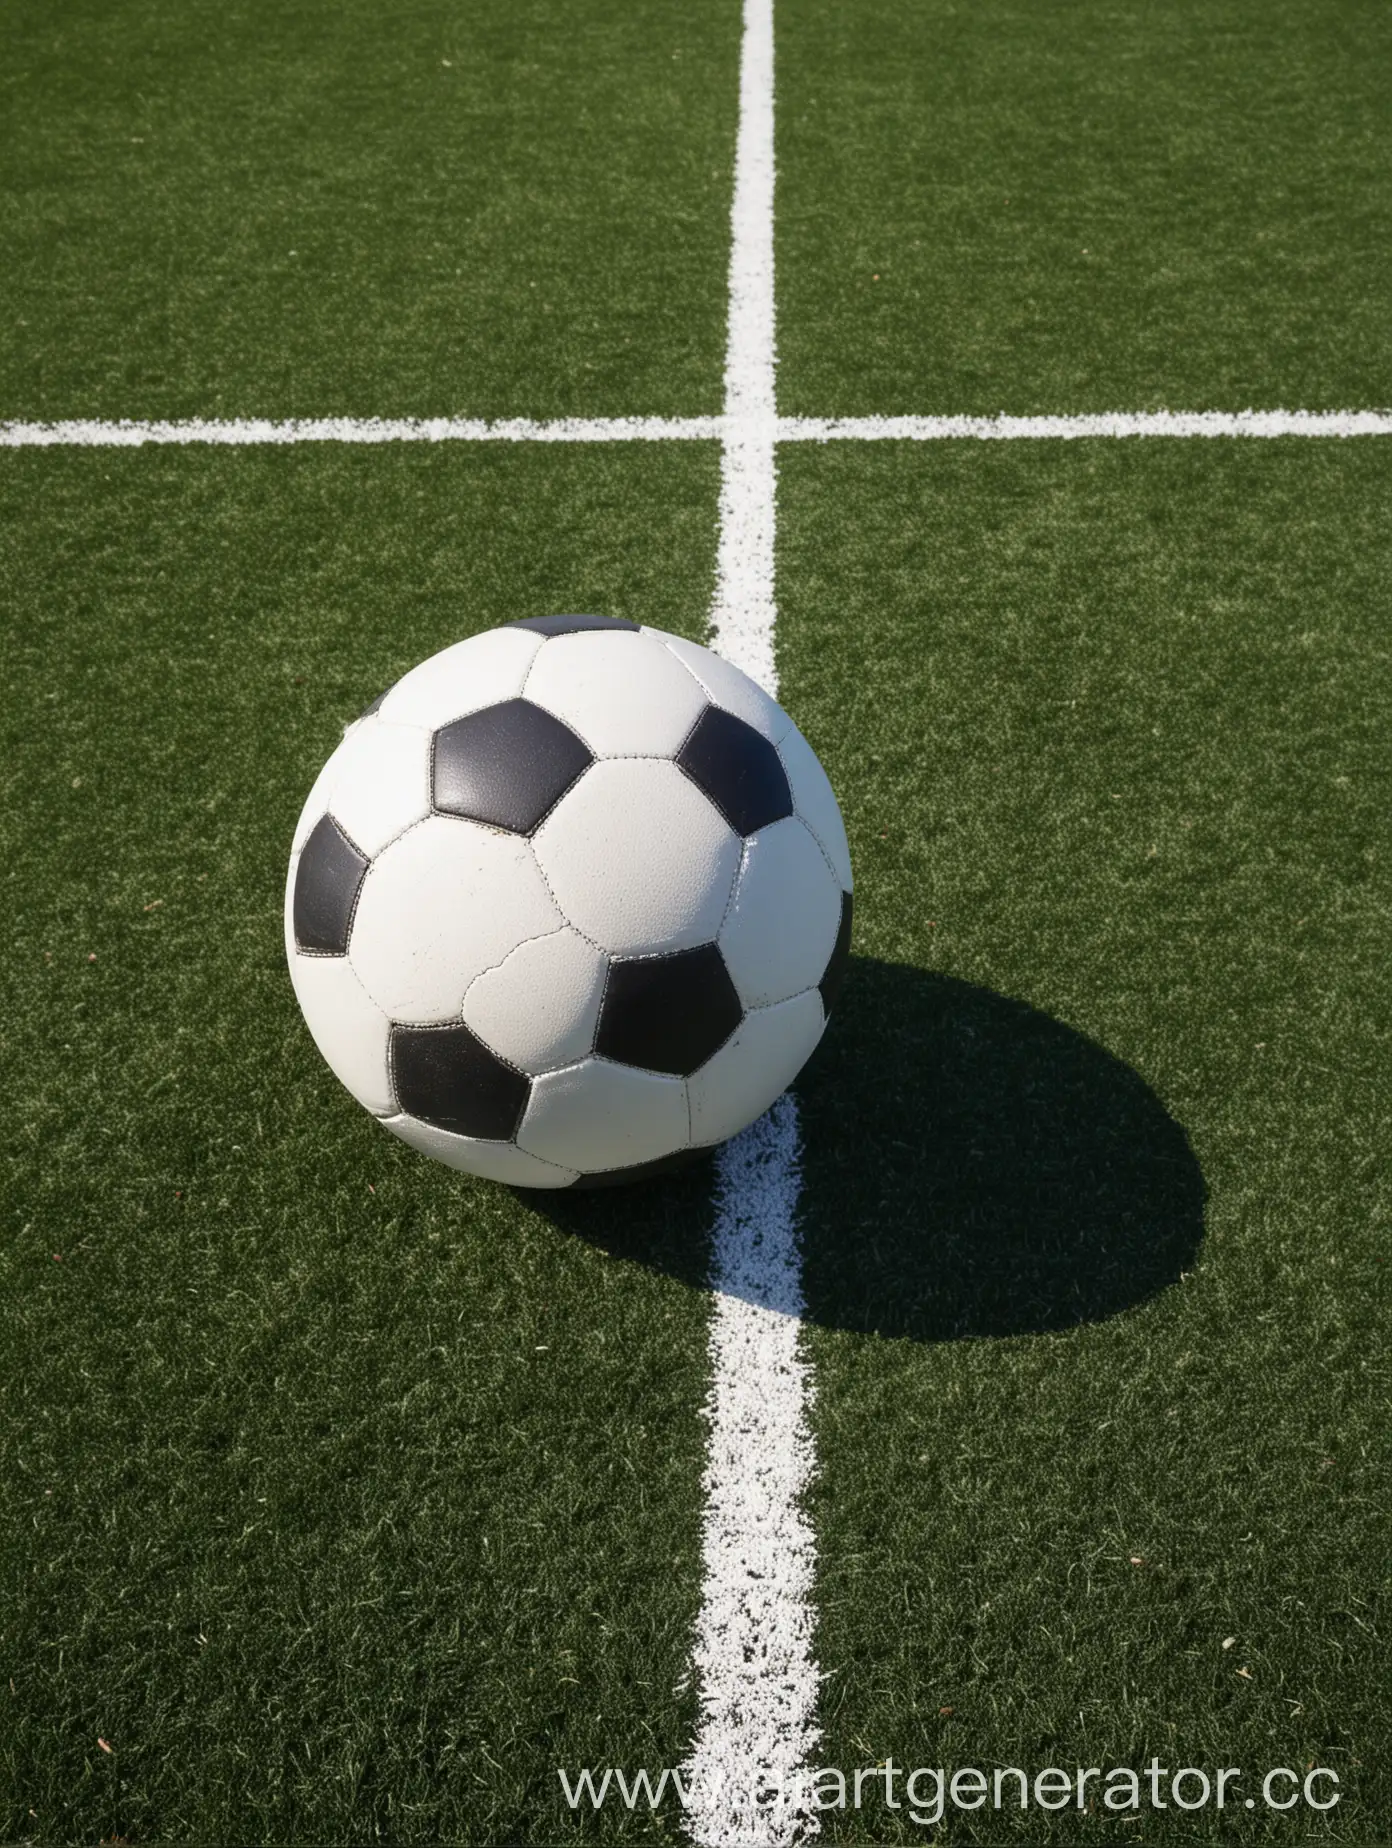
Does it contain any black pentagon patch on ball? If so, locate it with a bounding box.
[819,891,853,1016]
[596,945,743,1077]
[507,613,640,636]
[432,698,593,835]
[293,814,370,955]
[569,1147,713,1190]
[391,1022,531,1141]
[676,705,793,837]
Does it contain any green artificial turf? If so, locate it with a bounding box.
[0,444,724,1844]
[4,0,1390,1839]
[779,438,1390,1841]
[778,0,1392,416]
[1,0,736,421]
[9,443,1383,1844]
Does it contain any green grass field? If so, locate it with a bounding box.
[3,0,1388,1843]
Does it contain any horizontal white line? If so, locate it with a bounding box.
[3,409,1391,449]
[785,409,1392,441]
[0,415,724,448]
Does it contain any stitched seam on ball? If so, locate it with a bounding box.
[516,641,708,760]
[777,740,850,890]
[587,1054,690,1099]
[293,814,371,957]
[715,837,750,941]
[391,633,544,727]
[653,633,719,708]
[747,983,819,1015]
[674,699,705,757]
[517,630,552,700]
[356,809,436,870]
[591,998,738,1084]
[685,1011,742,1080]
[519,637,695,755]
[333,809,434,973]
[349,820,561,1018]
[593,952,615,1063]
[533,760,744,937]
[786,812,849,925]
[523,836,610,962]
[389,1017,531,1082]
[672,753,745,837]
[458,923,572,1010]
[688,987,824,1142]
[542,741,708,766]
[292,803,329,854]
[655,634,796,744]
[459,925,606,1068]
[385,1113,574,1176]
[333,743,434,861]
[335,954,399,1114]
[517,747,595,837]
[605,939,726,967]
[533,775,740,956]
[796,804,850,892]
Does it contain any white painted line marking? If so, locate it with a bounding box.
[0,415,722,448]
[685,4,820,1846]
[5,410,1392,450]
[686,1101,819,1848]
[706,0,779,694]
[780,409,1392,441]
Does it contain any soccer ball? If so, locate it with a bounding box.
[285,615,852,1187]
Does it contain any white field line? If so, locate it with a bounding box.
[687,1101,819,1848]
[685,3,821,1848]
[6,409,1391,449]
[0,415,721,447]
[705,0,778,692]
[783,409,1392,441]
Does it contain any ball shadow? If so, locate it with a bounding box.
[525,957,1205,1343]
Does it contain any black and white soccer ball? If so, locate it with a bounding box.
[285,615,852,1188]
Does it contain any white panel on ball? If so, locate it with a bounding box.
[381,1114,580,1187]
[650,631,795,745]
[325,717,433,857]
[687,989,825,1148]
[288,953,396,1116]
[517,1058,690,1171]
[349,815,562,1023]
[533,759,740,955]
[377,627,542,730]
[462,927,608,1073]
[719,817,843,1008]
[523,630,708,758]
[778,724,853,892]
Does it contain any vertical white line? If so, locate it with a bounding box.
[686,1103,820,1846]
[708,0,779,692]
[686,2,821,1844]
